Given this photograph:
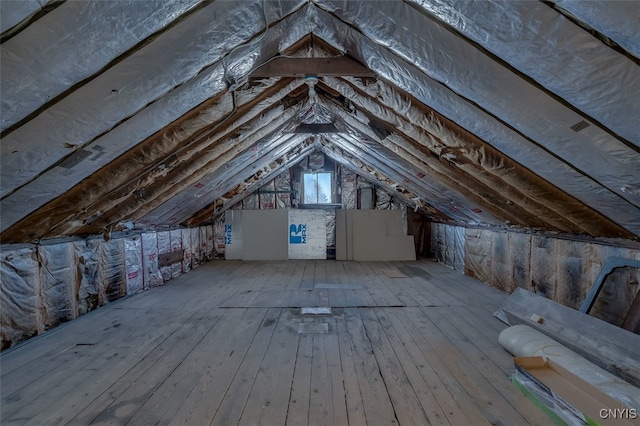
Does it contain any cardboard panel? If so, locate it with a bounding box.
[288,209,326,259]
[350,210,415,261]
[242,209,288,260]
[224,210,243,260]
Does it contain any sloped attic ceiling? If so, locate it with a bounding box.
[1,0,639,243]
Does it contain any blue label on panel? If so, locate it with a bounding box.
[224,224,232,244]
[289,224,307,244]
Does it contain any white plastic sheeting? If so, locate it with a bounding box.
[124,236,143,296]
[73,238,102,315]
[181,228,192,273]
[100,238,126,303]
[0,245,40,349]
[157,230,172,282]
[0,226,213,349]
[170,229,182,278]
[38,242,77,328]
[438,222,640,324]
[142,232,163,289]
[190,227,201,269]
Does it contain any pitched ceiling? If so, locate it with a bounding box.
[1,0,639,243]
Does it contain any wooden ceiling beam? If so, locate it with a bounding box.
[250,57,375,78]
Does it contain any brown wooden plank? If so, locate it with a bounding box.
[381,308,483,426]
[359,308,437,425]
[167,308,269,425]
[237,309,300,426]
[210,308,282,426]
[343,308,397,425]
[335,311,368,426]
[286,333,313,426]
[113,308,248,425]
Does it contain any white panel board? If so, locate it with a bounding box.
[288,209,327,260]
[224,210,243,260]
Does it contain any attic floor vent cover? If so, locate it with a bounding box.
[570,120,590,132]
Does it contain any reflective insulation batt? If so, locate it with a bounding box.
[303,4,640,234]
[190,227,201,269]
[214,216,226,259]
[124,236,143,296]
[38,242,77,329]
[259,180,276,210]
[73,238,103,315]
[406,0,640,143]
[181,228,192,273]
[157,230,172,282]
[99,238,127,304]
[142,232,163,289]
[340,168,357,209]
[275,171,292,209]
[440,223,640,327]
[205,225,215,260]
[199,226,209,263]
[170,229,183,278]
[0,0,306,231]
[1,245,41,349]
[326,210,336,252]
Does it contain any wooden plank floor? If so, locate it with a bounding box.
[1,260,550,425]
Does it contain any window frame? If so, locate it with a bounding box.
[302,171,333,204]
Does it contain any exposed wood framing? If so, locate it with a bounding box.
[249,57,374,78]
[323,77,635,238]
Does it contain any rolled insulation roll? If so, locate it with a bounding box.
[499,324,640,410]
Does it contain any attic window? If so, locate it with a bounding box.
[303,172,332,204]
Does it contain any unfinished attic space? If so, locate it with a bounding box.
[2,0,640,424]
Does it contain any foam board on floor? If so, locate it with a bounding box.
[242,210,288,260]
[224,210,243,260]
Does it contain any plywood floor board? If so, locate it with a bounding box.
[0,260,551,426]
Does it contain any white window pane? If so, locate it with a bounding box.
[317,173,331,203]
[303,173,317,203]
